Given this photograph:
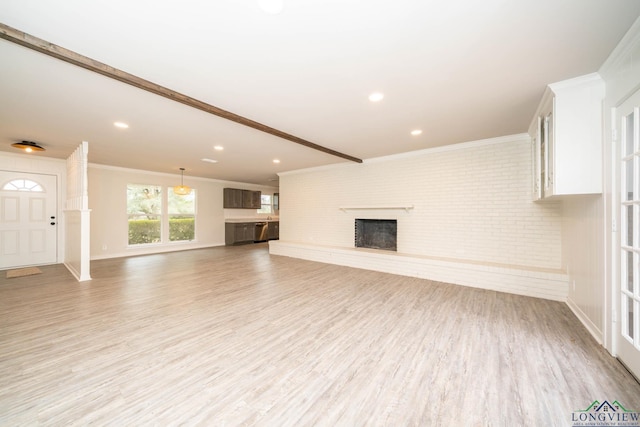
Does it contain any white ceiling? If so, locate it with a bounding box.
[1,0,639,185]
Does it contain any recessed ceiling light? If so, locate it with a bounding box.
[258,0,284,14]
[368,92,384,102]
[114,121,129,129]
[411,129,423,136]
[201,158,218,163]
[273,159,281,164]
[213,145,224,151]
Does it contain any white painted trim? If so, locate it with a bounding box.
[90,242,225,261]
[339,205,414,212]
[547,72,602,91]
[63,209,92,281]
[566,297,603,345]
[600,16,640,77]
[364,133,530,164]
[88,163,278,190]
[64,262,81,281]
[600,15,640,357]
[0,150,66,165]
[269,241,569,302]
[278,133,530,177]
[276,160,358,177]
[79,209,91,281]
[64,260,91,282]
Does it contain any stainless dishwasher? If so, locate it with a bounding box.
[254,222,268,242]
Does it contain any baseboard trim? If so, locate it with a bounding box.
[91,242,226,261]
[64,261,91,282]
[269,241,569,301]
[566,297,603,344]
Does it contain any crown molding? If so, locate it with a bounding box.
[279,133,530,177]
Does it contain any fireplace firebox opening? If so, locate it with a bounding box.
[355,219,397,251]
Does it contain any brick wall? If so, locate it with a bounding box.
[279,134,562,270]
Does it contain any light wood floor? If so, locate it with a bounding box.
[1,244,639,426]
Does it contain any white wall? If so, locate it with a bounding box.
[89,164,277,260]
[272,134,568,300]
[563,195,604,342]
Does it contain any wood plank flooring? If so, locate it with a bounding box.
[1,244,639,426]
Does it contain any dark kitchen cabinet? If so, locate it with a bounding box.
[242,190,261,209]
[223,188,243,208]
[225,222,255,245]
[267,222,279,240]
[223,188,261,209]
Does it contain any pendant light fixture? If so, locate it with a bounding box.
[173,168,191,195]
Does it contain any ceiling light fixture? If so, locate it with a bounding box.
[258,0,284,14]
[201,158,218,163]
[213,145,224,151]
[273,159,281,164]
[11,140,45,153]
[368,92,384,102]
[411,129,423,136]
[114,121,129,129]
[173,168,192,195]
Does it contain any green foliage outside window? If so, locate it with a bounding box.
[128,218,195,244]
[127,184,197,245]
[128,184,162,245]
[128,219,161,244]
[168,189,195,242]
[169,217,195,241]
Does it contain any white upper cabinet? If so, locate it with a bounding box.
[529,73,605,200]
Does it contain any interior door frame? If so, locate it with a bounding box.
[613,89,640,380]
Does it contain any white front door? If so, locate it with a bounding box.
[618,89,640,379]
[0,171,58,269]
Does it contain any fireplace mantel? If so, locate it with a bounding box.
[339,205,414,212]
